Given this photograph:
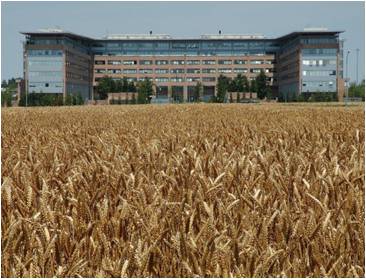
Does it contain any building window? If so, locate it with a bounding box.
[95,60,105,65]
[234,60,246,65]
[155,60,169,65]
[123,69,137,74]
[250,60,264,64]
[107,69,121,74]
[95,69,106,74]
[250,69,261,73]
[155,69,169,74]
[202,68,216,73]
[233,68,248,73]
[155,77,169,82]
[218,68,232,73]
[139,60,153,65]
[171,60,185,65]
[187,69,201,74]
[202,77,216,82]
[139,69,153,74]
[186,60,200,65]
[218,60,232,65]
[186,77,200,82]
[108,60,122,65]
[171,69,185,74]
[123,60,137,65]
[202,60,216,65]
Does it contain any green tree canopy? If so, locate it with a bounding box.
[255,70,267,99]
[216,74,230,102]
[194,81,203,102]
[349,80,365,100]
[122,77,129,92]
[137,78,154,104]
[96,76,114,99]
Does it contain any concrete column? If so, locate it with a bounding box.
[183,85,188,102]
[168,86,172,102]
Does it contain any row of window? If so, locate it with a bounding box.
[302,81,334,87]
[94,68,272,74]
[95,59,274,65]
[153,77,216,82]
[28,71,62,77]
[95,76,259,83]
[66,72,89,81]
[92,41,278,50]
[29,82,63,88]
[302,59,337,66]
[302,48,337,55]
[301,38,337,45]
[28,49,63,56]
[302,70,336,76]
[28,60,63,67]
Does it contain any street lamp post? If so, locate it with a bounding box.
[356,48,360,85]
[345,50,351,105]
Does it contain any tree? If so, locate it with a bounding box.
[96,76,114,99]
[115,80,123,92]
[349,80,365,100]
[243,75,250,92]
[194,81,203,102]
[137,78,153,104]
[216,74,230,103]
[255,70,267,99]
[2,80,7,88]
[128,81,136,92]
[131,93,136,104]
[265,87,273,100]
[236,92,240,103]
[122,77,129,92]
[233,74,246,92]
[1,89,12,107]
[125,93,129,104]
[250,79,257,93]
[229,93,233,103]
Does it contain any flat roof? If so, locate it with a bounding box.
[20,31,94,42]
[21,30,344,42]
[276,31,344,41]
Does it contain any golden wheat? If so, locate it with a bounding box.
[1,103,364,277]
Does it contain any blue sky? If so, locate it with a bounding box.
[1,1,365,82]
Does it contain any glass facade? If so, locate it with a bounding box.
[89,39,279,56]
[27,50,64,94]
[301,48,338,93]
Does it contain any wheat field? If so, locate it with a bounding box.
[1,104,364,277]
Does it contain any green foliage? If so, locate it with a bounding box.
[1,89,13,107]
[122,77,129,92]
[96,76,114,99]
[216,75,230,103]
[19,92,83,107]
[250,79,257,93]
[137,78,154,104]
[96,76,137,99]
[194,81,203,102]
[19,93,63,106]
[131,93,136,104]
[229,93,234,103]
[348,80,365,100]
[255,70,267,99]
[128,81,137,92]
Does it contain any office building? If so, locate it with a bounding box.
[21,28,344,102]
